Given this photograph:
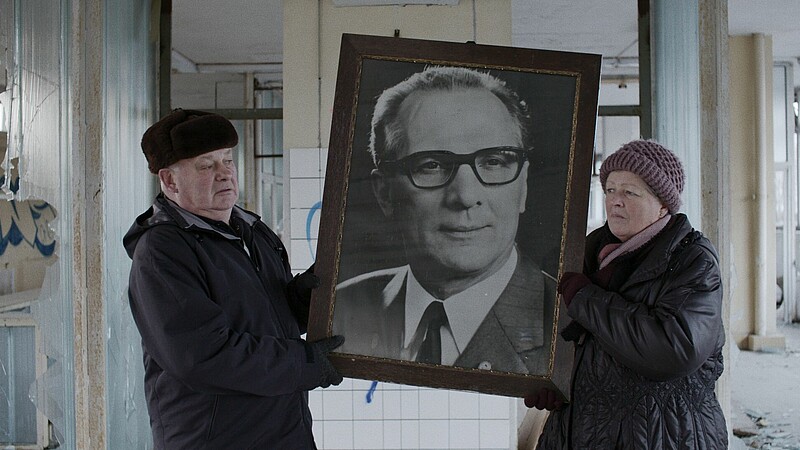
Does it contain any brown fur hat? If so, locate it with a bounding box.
[141,108,238,174]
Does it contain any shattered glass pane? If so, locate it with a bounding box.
[103,1,157,448]
[0,326,36,445]
[3,0,72,448]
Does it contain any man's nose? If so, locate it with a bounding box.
[445,163,484,207]
[215,162,234,179]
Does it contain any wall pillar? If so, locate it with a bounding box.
[650,0,737,438]
[746,33,786,351]
[697,0,733,438]
[70,0,108,447]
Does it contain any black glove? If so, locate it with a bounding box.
[557,271,591,307]
[290,264,320,303]
[560,320,588,343]
[287,264,320,324]
[305,335,345,388]
[524,388,564,411]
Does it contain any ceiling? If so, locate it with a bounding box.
[171,0,800,88]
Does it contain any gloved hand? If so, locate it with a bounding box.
[288,264,320,305]
[287,264,320,324]
[524,388,564,411]
[557,272,591,307]
[306,335,345,389]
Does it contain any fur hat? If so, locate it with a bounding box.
[141,108,238,174]
[599,139,685,213]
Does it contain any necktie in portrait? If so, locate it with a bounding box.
[416,301,448,364]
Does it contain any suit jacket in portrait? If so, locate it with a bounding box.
[332,253,556,374]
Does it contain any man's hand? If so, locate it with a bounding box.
[524,389,564,411]
[286,264,320,325]
[306,335,345,388]
[557,272,591,307]
[288,264,320,306]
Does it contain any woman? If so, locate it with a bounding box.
[529,139,727,449]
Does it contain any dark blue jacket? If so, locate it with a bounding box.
[124,194,322,449]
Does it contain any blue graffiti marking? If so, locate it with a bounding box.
[0,220,25,254]
[306,201,321,260]
[0,199,57,257]
[9,157,20,195]
[366,381,378,404]
[30,202,56,255]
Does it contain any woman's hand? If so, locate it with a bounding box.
[557,272,591,306]
[524,389,564,411]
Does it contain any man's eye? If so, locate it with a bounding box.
[481,156,513,169]
[414,160,444,172]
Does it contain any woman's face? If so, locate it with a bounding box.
[604,170,668,242]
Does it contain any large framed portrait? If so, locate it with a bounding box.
[307,33,600,400]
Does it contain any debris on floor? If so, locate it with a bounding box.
[732,388,799,449]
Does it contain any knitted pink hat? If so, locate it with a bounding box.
[599,139,685,213]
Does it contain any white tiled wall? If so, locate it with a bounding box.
[288,148,325,270]
[307,382,514,450]
[288,148,518,450]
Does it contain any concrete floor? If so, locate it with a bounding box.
[730,316,800,449]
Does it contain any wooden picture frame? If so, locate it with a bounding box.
[307,33,600,400]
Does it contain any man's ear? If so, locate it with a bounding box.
[518,160,530,214]
[158,168,177,194]
[371,168,394,218]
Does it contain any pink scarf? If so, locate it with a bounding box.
[599,214,672,269]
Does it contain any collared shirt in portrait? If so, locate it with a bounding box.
[402,248,519,365]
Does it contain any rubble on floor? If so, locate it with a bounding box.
[733,407,799,449]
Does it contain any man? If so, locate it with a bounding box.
[124,109,343,449]
[333,66,556,374]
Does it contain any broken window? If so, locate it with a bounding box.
[0,0,63,447]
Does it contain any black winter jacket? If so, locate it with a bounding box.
[124,194,324,450]
[537,214,727,449]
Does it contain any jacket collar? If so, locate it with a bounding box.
[151,194,259,241]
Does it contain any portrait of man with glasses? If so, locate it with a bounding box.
[331,65,569,375]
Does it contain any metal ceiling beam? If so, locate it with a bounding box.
[638,0,653,138]
[598,105,642,116]
[159,0,172,118]
[201,108,283,121]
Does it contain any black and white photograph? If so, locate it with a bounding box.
[309,34,600,398]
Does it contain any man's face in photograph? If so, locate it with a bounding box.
[373,87,529,284]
